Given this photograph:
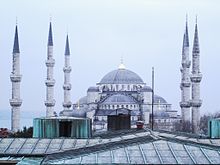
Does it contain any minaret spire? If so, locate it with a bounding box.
[48,22,53,46]
[118,56,125,69]
[13,25,20,53]
[62,34,72,111]
[65,35,70,55]
[191,18,202,134]
[180,17,191,131]
[10,24,22,132]
[45,21,56,117]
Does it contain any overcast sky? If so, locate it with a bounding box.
[0,0,220,122]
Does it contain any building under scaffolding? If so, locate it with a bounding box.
[33,117,92,138]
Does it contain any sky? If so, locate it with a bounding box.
[0,0,220,128]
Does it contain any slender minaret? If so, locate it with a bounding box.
[190,19,202,134]
[45,22,56,117]
[180,19,191,125]
[63,35,72,110]
[10,25,22,132]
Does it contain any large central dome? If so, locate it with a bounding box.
[99,66,144,84]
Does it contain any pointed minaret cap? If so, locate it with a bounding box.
[192,16,199,53]
[184,15,189,47]
[13,25,20,53]
[48,22,53,46]
[65,35,70,55]
[118,57,126,70]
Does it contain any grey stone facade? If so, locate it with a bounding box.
[66,62,179,131]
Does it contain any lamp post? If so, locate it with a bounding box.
[151,67,154,130]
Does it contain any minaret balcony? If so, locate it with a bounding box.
[10,74,22,82]
[10,99,22,107]
[190,74,202,82]
[45,59,55,67]
[63,83,71,90]
[45,79,55,86]
[45,99,55,107]
[63,102,72,108]
[180,81,190,87]
[190,99,202,107]
[63,66,72,73]
[182,60,191,68]
[179,101,191,108]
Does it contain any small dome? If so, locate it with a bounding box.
[87,86,99,92]
[141,86,152,92]
[103,94,136,104]
[99,68,144,84]
[77,96,87,104]
[154,95,167,104]
[71,109,86,118]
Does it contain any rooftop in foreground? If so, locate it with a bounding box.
[0,128,220,164]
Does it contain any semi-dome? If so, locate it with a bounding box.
[140,86,152,92]
[154,95,167,104]
[99,68,144,84]
[87,86,99,92]
[103,94,137,104]
[71,109,86,118]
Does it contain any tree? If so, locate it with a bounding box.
[10,126,33,138]
[200,112,220,135]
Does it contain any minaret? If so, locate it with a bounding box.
[180,19,191,126]
[10,25,22,132]
[45,22,56,117]
[190,19,202,134]
[63,35,72,110]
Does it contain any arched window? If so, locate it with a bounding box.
[116,85,119,91]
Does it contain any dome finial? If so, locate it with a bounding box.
[118,56,126,70]
[77,101,80,110]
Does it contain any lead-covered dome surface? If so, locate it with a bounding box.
[154,95,167,104]
[103,94,137,104]
[99,68,144,84]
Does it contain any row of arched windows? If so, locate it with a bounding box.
[99,104,139,110]
[101,84,143,92]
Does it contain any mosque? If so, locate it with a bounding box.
[60,61,179,131]
[10,18,201,134]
